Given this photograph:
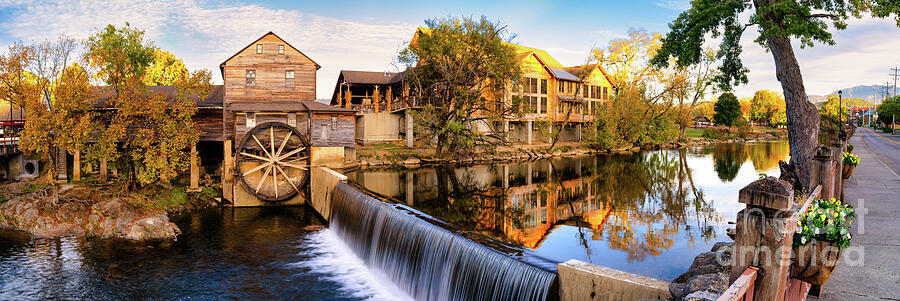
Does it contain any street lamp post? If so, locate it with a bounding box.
[838,90,843,127]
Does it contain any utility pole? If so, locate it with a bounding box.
[891,66,900,98]
[886,81,893,101]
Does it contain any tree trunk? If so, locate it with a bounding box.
[766,33,820,192]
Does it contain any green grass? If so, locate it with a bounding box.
[684,128,705,138]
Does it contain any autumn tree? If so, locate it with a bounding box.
[0,37,95,202]
[818,95,850,131]
[398,16,522,156]
[143,49,189,86]
[671,48,720,139]
[583,29,680,149]
[749,90,786,127]
[713,92,742,126]
[84,24,212,189]
[651,0,900,191]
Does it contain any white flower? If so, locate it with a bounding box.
[814,228,820,235]
[801,236,807,244]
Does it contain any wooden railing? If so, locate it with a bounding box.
[718,267,759,301]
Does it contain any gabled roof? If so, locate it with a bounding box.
[413,27,566,70]
[218,31,321,78]
[564,64,616,88]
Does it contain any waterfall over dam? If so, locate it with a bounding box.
[329,182,559,301]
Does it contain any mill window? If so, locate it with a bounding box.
[540,79,547,94]
[278,45,285,55]
[285,70,295,87]
[246,70,256,85]
[256,44,262,54]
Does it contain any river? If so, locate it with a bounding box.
[0,140,789,299]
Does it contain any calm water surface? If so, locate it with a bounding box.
[349,141,790,281]
[0,206,409,300]
[0,141,789,299]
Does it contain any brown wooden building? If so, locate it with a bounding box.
[65,32,355,207]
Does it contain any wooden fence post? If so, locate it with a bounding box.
[190,143,199,190]
[73,148,81,182]
[731,177,797,301]
[810,146,834,200]
[830,137,844,201]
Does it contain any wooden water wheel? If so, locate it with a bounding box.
[235,122,310,202]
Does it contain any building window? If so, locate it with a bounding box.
[558,81,564,93]
[603,87,609,99]
[278,45,285,55]
[246,70,256,85]
[256,44,262,54]
[540,79,547,94]
[285,70,294,87]
[540,96,547,114]
[246,112,256,128]
[526,96,538,113]
[527,78,538,94]
[582,85,588,98]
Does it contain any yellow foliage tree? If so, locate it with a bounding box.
[143,49,189,86]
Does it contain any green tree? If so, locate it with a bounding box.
[713,92,741,126]
[84,24,212,190]
[750,90,786,127]
[877,96,900,127]
[143,49,189,86]
[650,0,900,192]
[398,16,522,156]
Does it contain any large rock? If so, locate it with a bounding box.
[124,214,180,240]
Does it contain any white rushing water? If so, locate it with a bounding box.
[292,229,414,301]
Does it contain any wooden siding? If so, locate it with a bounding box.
[194,109,224,141]
[223,33,318,141]
[310,114,355,147]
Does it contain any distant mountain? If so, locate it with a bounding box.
[809,85,886,104]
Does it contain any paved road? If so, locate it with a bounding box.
[816,127,900,300]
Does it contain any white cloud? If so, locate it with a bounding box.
[731,18,900,99]
[656,0,690,11]
[0,0,417,100]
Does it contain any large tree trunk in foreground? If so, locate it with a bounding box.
[766,33,820,192]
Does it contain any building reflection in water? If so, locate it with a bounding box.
[350,141,790,280]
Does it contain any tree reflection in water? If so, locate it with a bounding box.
[350,141,789,270]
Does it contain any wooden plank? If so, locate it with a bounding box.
[796,185,823,216]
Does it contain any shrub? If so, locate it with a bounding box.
[701,126,728,139]
[734,118,752,138]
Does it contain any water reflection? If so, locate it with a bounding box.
[349,140,789,280]
[0,207,403,300]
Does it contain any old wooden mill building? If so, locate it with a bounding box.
[48,32,356,207]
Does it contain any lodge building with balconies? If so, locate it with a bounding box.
[331,28,615,147]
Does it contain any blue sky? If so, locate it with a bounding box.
[1,0,899,100]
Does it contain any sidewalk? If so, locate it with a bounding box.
[815,131,900,300]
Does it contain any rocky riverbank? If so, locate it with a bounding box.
[0,182,218,240]
[667,242,733,301]
[355,134,781,169]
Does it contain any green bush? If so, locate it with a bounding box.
[702,127,727,139]
[734,118,752,138]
